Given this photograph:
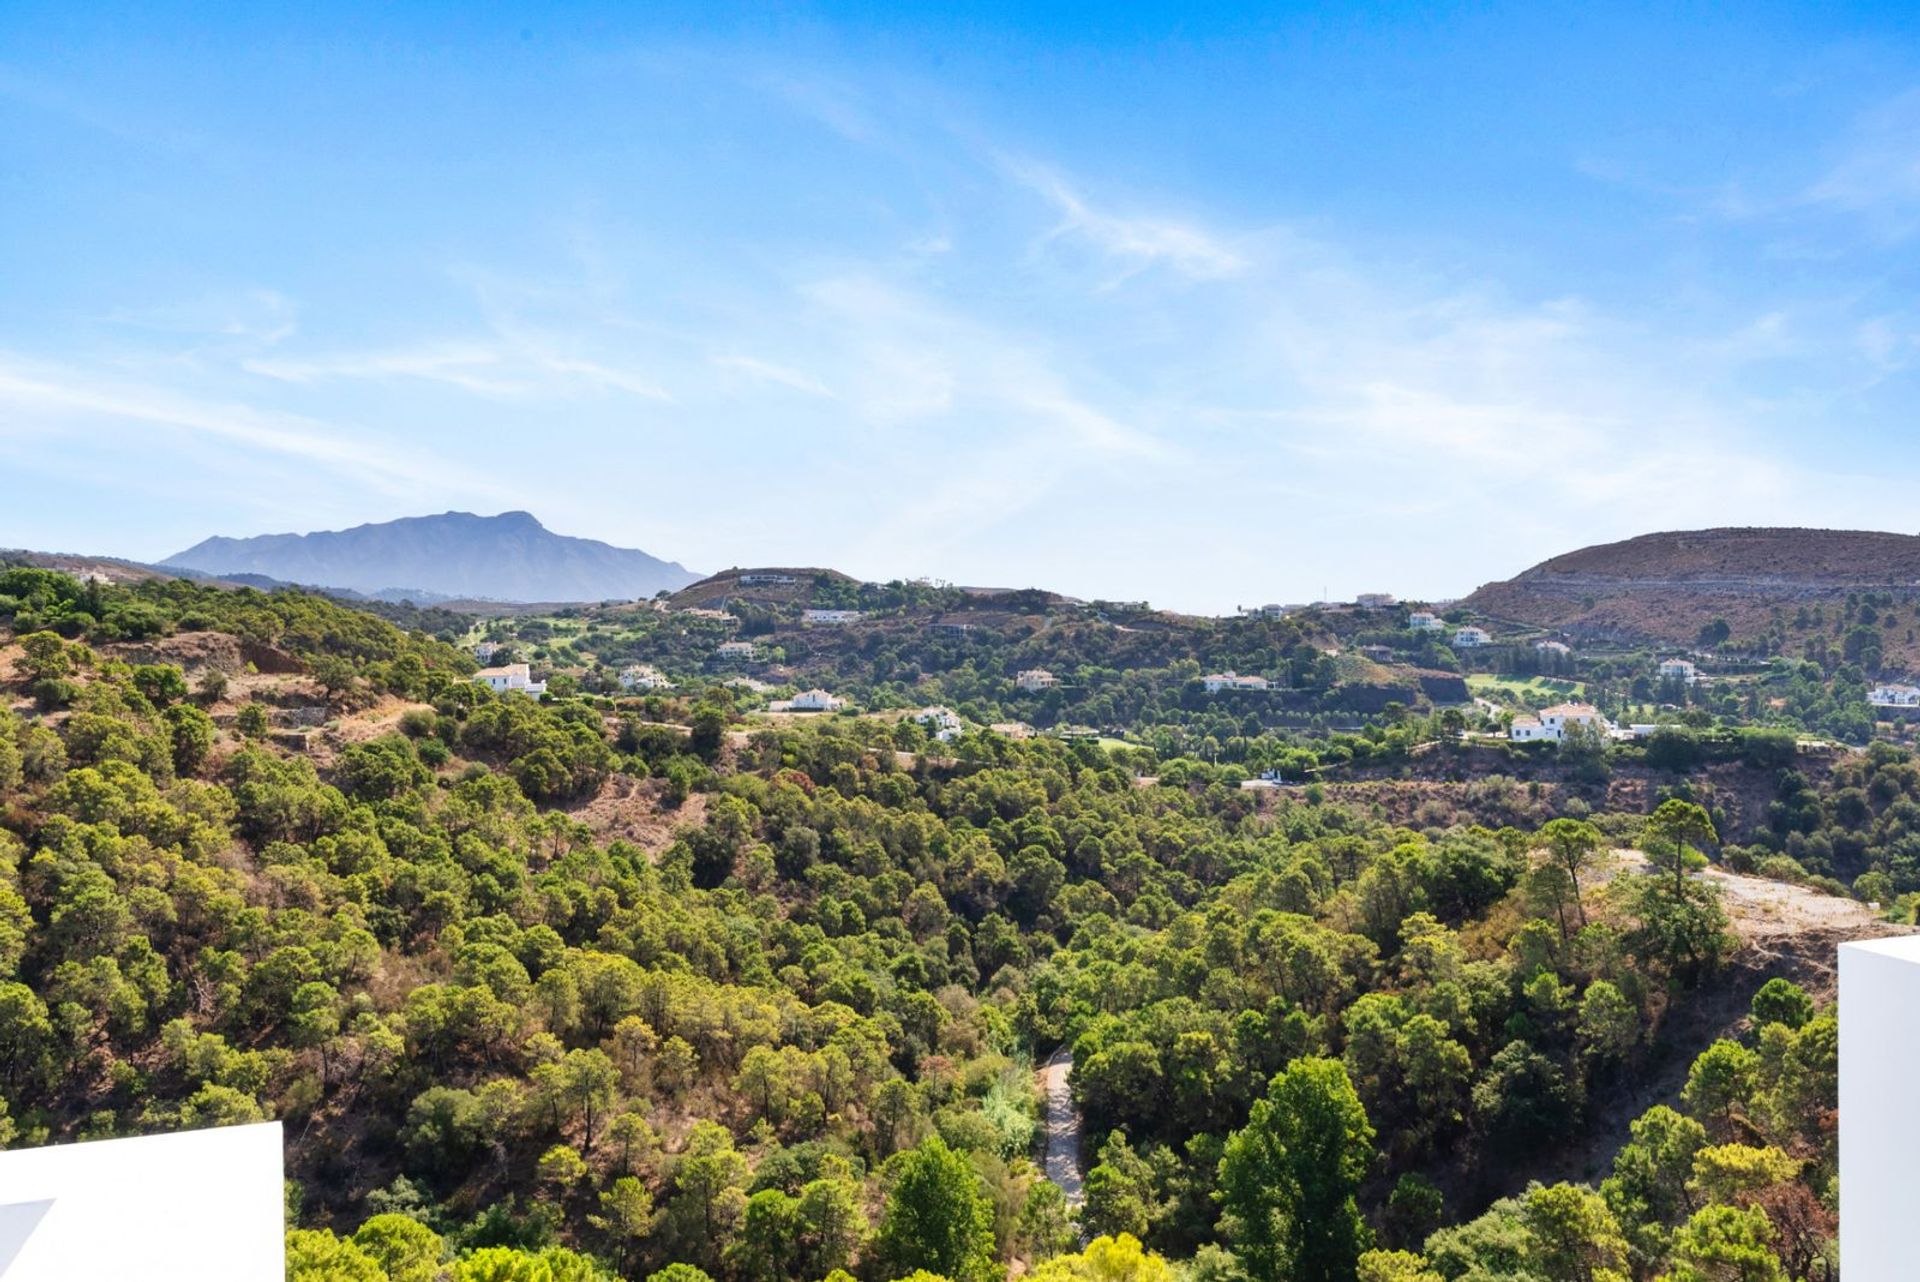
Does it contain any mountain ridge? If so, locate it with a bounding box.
[161,510,699,603]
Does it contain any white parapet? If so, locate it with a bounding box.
[1840,936,1920,1281]
[0,1121,283,1279]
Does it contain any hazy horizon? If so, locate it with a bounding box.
[8,4,1920,611]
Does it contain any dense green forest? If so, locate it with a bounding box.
[0,565,1890,1281]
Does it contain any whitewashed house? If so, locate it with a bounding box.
[1509,701,1611,743]
[1409,611,1444,632]
[1016,668,1058,692]
[1203,672,1271,692]
[474,663,547,697]
[1659,658,1700,684]
[803,608,862,626]
[1535,640,1572,656]
[1356,592,1397,609]
[916,706,964,742]
[717,640,758,660]
[1453,626,1491,648]
[619,664,669,691]
[788,689,844,712]
[473,641,502,664]
[1870,683,1920,708]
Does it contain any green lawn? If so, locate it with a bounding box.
[1467,673,1588,702]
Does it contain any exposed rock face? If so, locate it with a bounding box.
[163,511,698,603]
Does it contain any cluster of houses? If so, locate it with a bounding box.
[915,706,963,742]
[803,608,862,626]
[619,664,669,691]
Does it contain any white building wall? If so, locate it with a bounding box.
[0,1121,284,1280]
[1840,935,1920,1280]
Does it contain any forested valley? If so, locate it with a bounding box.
[0,565,1888,1281]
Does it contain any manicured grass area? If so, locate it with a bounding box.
[1466,673,1588,702]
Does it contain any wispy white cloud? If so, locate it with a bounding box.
[244,341,672,401]
[710,354,834,397]
[1002,157,1248,283]
[0,355,508,502]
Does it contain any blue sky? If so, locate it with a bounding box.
[5,3,1920,611]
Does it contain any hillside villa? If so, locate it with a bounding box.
[472,641,502,663]
[717,640,758,660]
[803,608,862,625]
[1355,592,1397,609]
[1409,611,1444,632]
[1535,640,1571,656]
[915,706,964,741]
[1453,626,1491,647]
[619,664,669,691]
[1870,683,1920,708]
[1203,672,1271,692]
[1510,701,1611,743]
[739,573,797,586]
[771,689,843,713]
[1016,668,1058,692]
[474,664,546,697]
[1659,658,1700,684]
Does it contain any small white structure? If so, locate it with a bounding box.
[1535,640,1572,656]
[472,641,502,664]
[1509,702,1612,743]
[1659,658,1700,684]
[619,664,669,691]
[1016,668,1058,692]
[803,608,862,626]
[1355,592,1397,609]
[931,620,974,635]
[739,573,798,586]
[1841,935,1920,1281]
[717,640,758,660]
[915,706,964,742]
[787,689,843,712]
[1409,611,1444,632]
[1203,672,1271,692]
[1870,683,1920,708]
[1453,626,1491,648]
[0,1121,284,1279]
[475,663,546,697]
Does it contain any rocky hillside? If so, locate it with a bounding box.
[1467,527,1920,660]
[164,510,698,603]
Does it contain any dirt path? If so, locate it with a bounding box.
[1040,1048,1085,1215]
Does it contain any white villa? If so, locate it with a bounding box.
[472,641,503,664]
[1016,668,1058,692]
[1870,683,1920,708]
[787,689,844,712]
[803,608,862,626]
[1453,626,1491,648]
[1356,593,1397,609]
[1659,658,1700,684]
[1510,701,1611,743]
[1536,640,1572,656]
[1409,611,1444,632]
[915,706,964,741]
[717,640,758,660]
[474,664,546,697]
[619,664,669,691]
[1203,672,1271,692]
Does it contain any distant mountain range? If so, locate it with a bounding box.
[161,511,699,603]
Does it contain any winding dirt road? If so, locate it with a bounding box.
[1040,1047,1085,1211]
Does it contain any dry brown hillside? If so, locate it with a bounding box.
[1465,527,1920,661]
